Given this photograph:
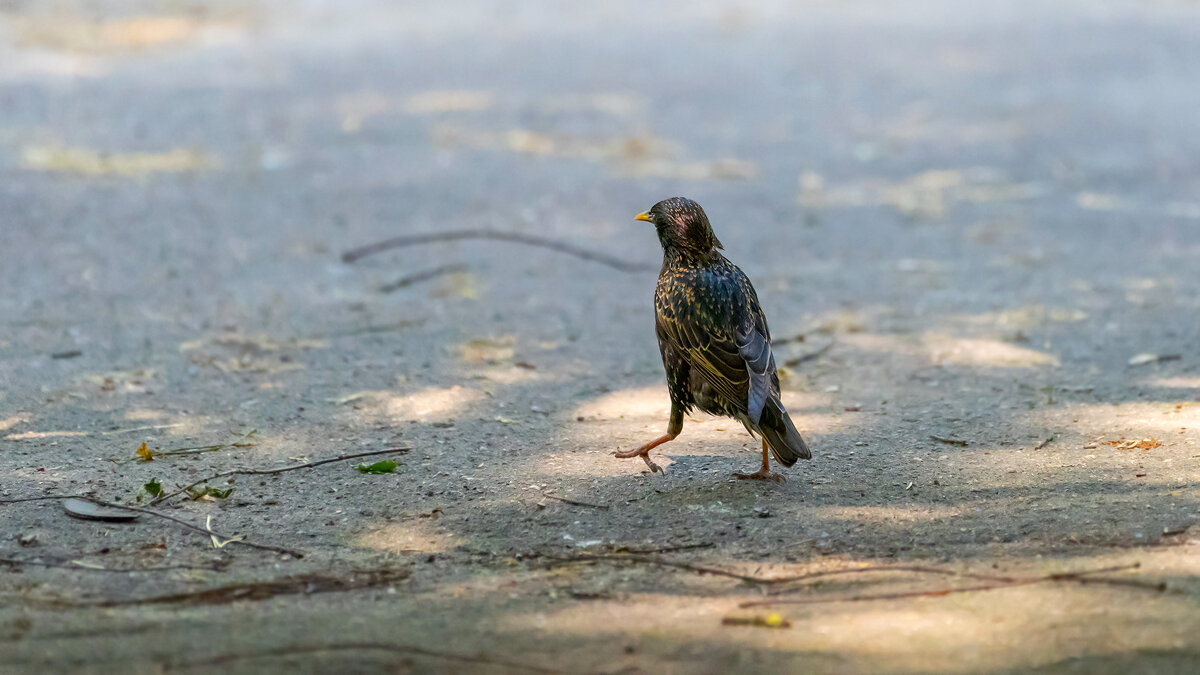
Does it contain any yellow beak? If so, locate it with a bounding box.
[634,211,652,222]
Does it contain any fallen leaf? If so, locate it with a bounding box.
[144,478,163,497]
[136,442,157,462]
[187,486,234,501]
[62,498,139,522]
[1109,438,1162,450]
[356,460,399,474]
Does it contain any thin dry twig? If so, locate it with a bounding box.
[151,446,412,505]
[539,491,609,510]
[379,263,468,293]
[0,495,303,557]
[929,435,969,447]
[739,563,1155,606]
[341,229,655,273]
[783,339,834,368]
[612,543,715,554]
[0,557,223,573]
[544,555,1161,599]
[42,568,410,608]
[165,642,560,673]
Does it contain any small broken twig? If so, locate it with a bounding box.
[1035,436,1056,450]
[612,542,715,554]
[739,563,1154,607]
[167,642,558,673]
[784,339,834,368]
[342,229,655,273]
[151,446,412,505]
[929,435,969,447]
[379,263,468,293]
[0,495,302,557]
[0,557,223,573]
[539,491,609,510]
[43,568,410,608]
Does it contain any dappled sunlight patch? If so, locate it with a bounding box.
[0,413,32,432]
[808,503,972,525]
[456,336,515,364]
[1031,401,1199,437]
[574,386,670,425]
[618,157,757,181]
[840,330,1059,369]
[354,520,458,555]
[798,167,1045,219]
[432,123,674,161]
[7,10,252,54]
[403,90,495,114]
[430,123,754,180]
[953,305,1090,329]
[344,386,483,424]
[469,365,544,386]
[179,334,328,353]
[483,550,1200,672]
[68,368,160,396]
[923,333,1058,368]
[4,430,89,441]
[1146,376,1200,390]
[180,334,325,375]
[839,332,925,359]
[539,92,644,117]
[496,592,997,669]
[3,412,210,441]
[22,146,214,175]
[122,409,169,422]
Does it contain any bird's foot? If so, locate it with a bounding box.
[613,447,663,474]
[733,469,785,483]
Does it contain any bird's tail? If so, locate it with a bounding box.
[759,398,811,467]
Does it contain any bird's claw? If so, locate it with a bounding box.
[614,448,664,475]
[733,469,785,483]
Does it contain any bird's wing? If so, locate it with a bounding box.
[656,264,776,424]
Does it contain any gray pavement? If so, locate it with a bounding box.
[3,1,1200,673]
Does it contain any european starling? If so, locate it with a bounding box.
[614,197,811,481]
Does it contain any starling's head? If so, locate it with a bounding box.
[635,197,723,260]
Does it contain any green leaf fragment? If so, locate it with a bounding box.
[144,478,163,497]
[186,486,235,500]
[356,460,399,474]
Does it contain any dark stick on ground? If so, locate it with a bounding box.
[379,263,468,293]
[0,557,225,573]
[783,339,834,368]
[539,491,610,510]
[1,495,303,557]
[612,543,715,554]
[41,568,410,608]
[341,229,655,272]
[166,642,560,673]
[929,435,969,447]
[739,564,1159,607]
[546,555,1155,595]
[151,446,412,505]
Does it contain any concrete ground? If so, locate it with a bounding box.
[2,0,1200,672]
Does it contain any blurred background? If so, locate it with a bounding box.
[3,1,1200,672]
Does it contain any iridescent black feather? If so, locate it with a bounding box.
[646,197,810,466]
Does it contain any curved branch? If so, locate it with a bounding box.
[342,229,655,272]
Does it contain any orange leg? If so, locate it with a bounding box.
[614,432,675,474]
[734,439,785,483]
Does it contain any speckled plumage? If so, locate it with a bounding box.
[616,197,810,479]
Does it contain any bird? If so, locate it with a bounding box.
[614,197,811,482]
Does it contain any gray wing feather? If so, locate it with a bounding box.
[737,326,775,425]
